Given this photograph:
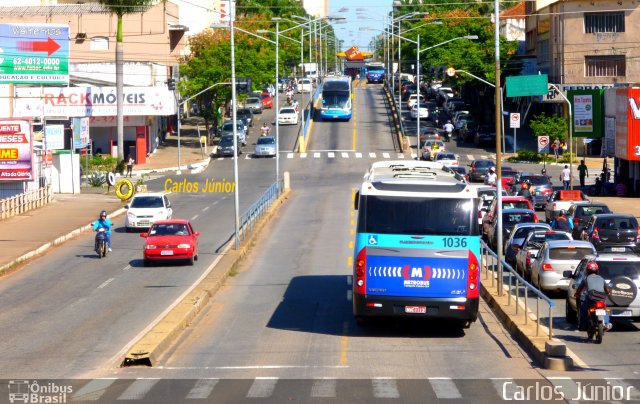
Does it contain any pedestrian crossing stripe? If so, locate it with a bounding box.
[213,152,497,161]
[328,152,335,158]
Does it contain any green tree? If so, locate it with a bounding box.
[528,112,568,141]
[98,0,155,160]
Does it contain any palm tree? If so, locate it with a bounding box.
[98,0,155,161]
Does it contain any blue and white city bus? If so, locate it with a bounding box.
[352,160,481,328]
[364,62,385,83]
[319,76,352,121]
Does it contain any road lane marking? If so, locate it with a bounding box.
[481,155,488,159]
[429,378,462,399]
[314,152,320,158]
[350,229,354,236]
[246,377,278,398]
[491,378,517,400]
[328,152,335,158]
[346,290,352,301]
[98,278,114,289]
[372,378,400,398]
[118,378,160,400]
[122,265,131,271]
[287,153,294,159]
[348,256,353,267]
[348,241,353,249]
[73,378,117,401]
[355,152,362,158]
[347,276,353,286]
[186,378,219,400]
[369,152,376,158]
[342,152,349,158]
[159,365,349,370]
[311,378,337,398]
[300,153,307,158]
[202,206,210,212]
[191,214,199,221]
[467,154,474,160]
[212,201,219,205]
[339,322,349,366]
[383,152,390,158]
[397,153,405,159]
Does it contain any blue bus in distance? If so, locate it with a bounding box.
[365,62,385,84]
[319,76,352,121]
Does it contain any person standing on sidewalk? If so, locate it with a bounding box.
[126,157,135,177]
[577,160,589,189]
[560,165,571,190]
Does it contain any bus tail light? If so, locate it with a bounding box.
[466,251,479,299]
[354,247,367,295]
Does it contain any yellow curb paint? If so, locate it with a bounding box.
[350,211,354,217]
[350,220,354,225]
[301,96,322,153]
[352,90,357,151]
[350,229,354,236]
[339,322,349,366]
[348,256,353,267]
[348,241,353,249]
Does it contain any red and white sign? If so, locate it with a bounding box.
[510,113,520,128]
[13,86,176,118]
[0,120,33,181]
[538,135,550,153]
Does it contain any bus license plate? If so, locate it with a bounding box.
[595,309,607,316]
[405,306,426,314]
[160,250,174,256]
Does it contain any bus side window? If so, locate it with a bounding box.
[354,191,360,210]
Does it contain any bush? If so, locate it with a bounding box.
[115,159,127,175]
[88,173,106,187]
[507,149,542,162]
[559,151,577,164]
[80,155,118,174]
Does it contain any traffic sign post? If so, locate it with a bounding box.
[0,24,70,84]
[538,135,550,174]
[510,113,520,153]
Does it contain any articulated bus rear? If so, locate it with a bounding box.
[365,63,385,83]
[352,161,480,327]
[320,77,352,121]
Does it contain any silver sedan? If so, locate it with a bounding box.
[254,136,276,158]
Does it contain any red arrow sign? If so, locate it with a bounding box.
[16,37,61,56]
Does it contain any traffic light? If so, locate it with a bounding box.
[167,78,176,91]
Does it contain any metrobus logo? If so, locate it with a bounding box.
[403,265,431,280]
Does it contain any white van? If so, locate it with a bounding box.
[297,78,313,93]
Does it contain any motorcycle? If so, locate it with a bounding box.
[587,177,615,196]
[584,298,611,344]
[95,228,108,258]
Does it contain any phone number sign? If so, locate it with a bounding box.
[0,23,69,84]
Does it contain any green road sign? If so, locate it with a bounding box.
[506,74,548,98]
[0,24,70,84]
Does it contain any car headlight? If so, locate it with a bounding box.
[146,245,157,249]
[177,244,191,249]
[127,212,136,220]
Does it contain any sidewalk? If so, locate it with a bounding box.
[0,118,211,275]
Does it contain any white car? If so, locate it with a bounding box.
[297,78,313,93]
[410,102,429,120]
[407,94,422,109]
[278,107,299,125]
[125,193,172,231]
[433,152,459,167]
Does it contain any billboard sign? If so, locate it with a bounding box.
[44,124,65,150]
[71,117,89,149]
[0,120,33,181]
[0,24,70,84]
[568,89,603,138]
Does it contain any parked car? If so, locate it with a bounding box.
[277,107,299,125]
[236,108,254,127]
[566,201,612,240]
[124,193,173,231]
[530,240,596,292]
[260,92,273,109]
[140,219,199,266]
[254,136,276,158]
[581,213,640,253]
[518,173,553,209]
[515,230,573,278]
[544,190,589,222]
[218,135,242,157]
[433,152,459,167]
[244,96,263,114]
[220,121,247,146]
[481,196,534,238]
[487,208,538,251]
[504,223,552,269]
[565,253,640,323]
[468,159,495,183]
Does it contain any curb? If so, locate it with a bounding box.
[0,207,128,277]
[121,188,291,367]
[132,158,211,176]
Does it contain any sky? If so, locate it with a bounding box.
[327,0,392,52]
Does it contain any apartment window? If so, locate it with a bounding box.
[585,56,625,77]
[584,12,625,33]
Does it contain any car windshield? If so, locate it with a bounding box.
[436,154,455,160]
[219,137,234,146]
[257,137,275,145]
[149,223,189,236]
[221,123,236,131]
[548,247,593,260]
[503,212,536,225]
[261,94,270,99]
[595,217,639,231]
[597,261,640,279]
[529,232,571,243]
[131,196,164,209]
[503,201,530,210]
[474,160,494,168]
[281,108,296,114]
[578,206,611,216]
[523,176,550,185]
[247,98,260,103]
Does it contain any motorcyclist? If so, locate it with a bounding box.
[484,166,497,186]
[517,180,532,201]
[92,210,112,251]
[575,262,611,331]
[260,122,271,136]
[551,209,573,232]
[443,120,454,140]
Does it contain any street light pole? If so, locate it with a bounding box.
[230,1,240,250]
[275,18,280,188]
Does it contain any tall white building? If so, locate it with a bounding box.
[303,0,328,17]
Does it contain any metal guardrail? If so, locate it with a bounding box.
[238,179,284,241]
[383,81,406,152]
[481,240,556,340]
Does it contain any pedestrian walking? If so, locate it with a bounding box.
[553,138,560,161]
[577,160,589,189]
[560,164,571,190]
[126,157,135,177]
[559,140,566,156]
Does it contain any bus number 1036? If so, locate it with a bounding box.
[443,237,467,248]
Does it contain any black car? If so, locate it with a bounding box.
[566,202,612,239]
[581,213,640,253]
[474,125,496,147]
[518,173,554,209]
[468,159,495,182]
[487,208,538,251]
[236,108,254,127]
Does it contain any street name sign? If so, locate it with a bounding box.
[0,24,69,84]
[506,74,548,98]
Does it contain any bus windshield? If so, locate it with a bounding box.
[358,195,476,236]
[322,92,350,108]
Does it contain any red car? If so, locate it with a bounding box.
[481,196,535,236]
[261,92,273,109]
[140,219,199,266]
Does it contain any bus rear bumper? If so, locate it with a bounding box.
[353,294,479,322]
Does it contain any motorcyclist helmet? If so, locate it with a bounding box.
[100,210,107,218]
[559,209,566,216]
[447,120,451,123]
[586,261,599,275]
[489,166,496,172]
[541,168,547,174]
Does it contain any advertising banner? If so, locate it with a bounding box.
[45,124,65,150]
[71,117,89,149]
[568,89,603,138]
[14,86,176,117]
[0,119,33,181]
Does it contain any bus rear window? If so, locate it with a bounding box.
[358,195,476,236]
